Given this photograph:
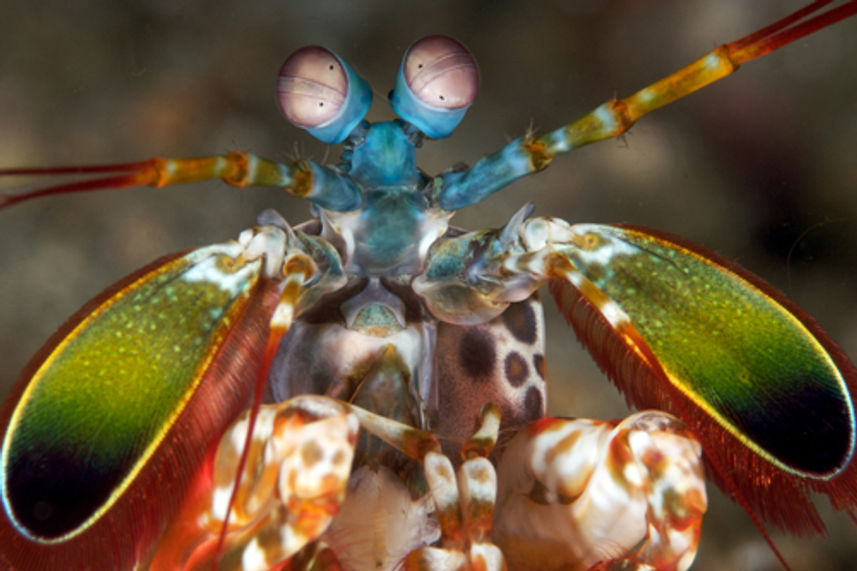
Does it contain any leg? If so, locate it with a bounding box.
[150,396,359,571]
[493,411,706,571]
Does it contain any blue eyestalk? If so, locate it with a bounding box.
[277,46,372,144]
[389,35,479,139]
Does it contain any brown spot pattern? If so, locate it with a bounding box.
[502,301,537,344]
[533,353,546,380]
[459,329,496,380]
[301,440,323,467]
[332,449,348,466]
[525,386,544,419]
[504,352,529,387]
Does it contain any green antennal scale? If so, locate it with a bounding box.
[3,246,271,540]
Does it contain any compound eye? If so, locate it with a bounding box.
[277,46,371,144]
[403,36,478,110]
[277,46,347,127]
[390,35,478,139]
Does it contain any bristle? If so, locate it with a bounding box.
[549,278,841,536]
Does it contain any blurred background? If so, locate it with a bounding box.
[1,1,856,569]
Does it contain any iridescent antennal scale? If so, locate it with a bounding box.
[0,3,856,570]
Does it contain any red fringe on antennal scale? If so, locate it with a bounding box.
[0,255,283,570]
[548,276,857,538]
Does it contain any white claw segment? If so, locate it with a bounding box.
[402,403,507,570]
[494,411,706,571]
[469,542,506,571]
[424,451,465,546]
[404,546,469,570]
[242,225,288,278]
[518,216,575,252]
[150,396,358,570]
[458,457,496,541]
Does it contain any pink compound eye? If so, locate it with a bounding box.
[277,46,348,128]
[402,35,478,110]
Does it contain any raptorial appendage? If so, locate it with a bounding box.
[416,208,857,537]
[150,397,360,571]
[153,395,705,570]
[494,412,706,571]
